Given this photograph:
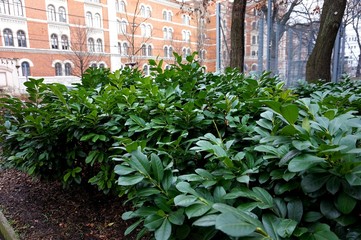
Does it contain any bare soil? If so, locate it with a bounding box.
[0,168,140,240]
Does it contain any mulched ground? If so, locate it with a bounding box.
[0,167,142,240]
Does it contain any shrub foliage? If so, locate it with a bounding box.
[1,54,361,239]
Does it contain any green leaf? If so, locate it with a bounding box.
[304,211,323,222]
[281,104,298,124]
[287,199,303,223]
[301,174,329,193]
[262,214,280,240]
[320,200,341,219]
[185,204,211,218]
[130,148,150,175]
[168,209,185,225]
[176,182,198,196]
[216,212,257,237]
[114,165,135,175]
[124,219,142,236]
[174,195,198,207]
[335,192,356,214]
[276,219,298,238]
[151,153,164,182]
[155,218,172,240]
[144,214,164,230]
[252,187,273,207]
[117,174,144,186]
[288,154,326,172]
[192,214,218,227]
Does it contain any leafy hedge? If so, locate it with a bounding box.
[1,54,361,239]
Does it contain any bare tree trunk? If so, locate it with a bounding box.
[306,0,347,83]
[230,0,247,72]
[357,54,361,78]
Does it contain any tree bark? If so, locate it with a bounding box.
[306,0,347,83]
[356,54,361,78]
[230,0,247,72]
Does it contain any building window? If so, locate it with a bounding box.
[122,42,128,55]
[252,21,257,30]
[88,38,95,52]
[182,47,191,58]
[21,61,30,77]
[47,5,56,21]
[141,24,152,37]
[96,38,103,52]
[199,49,206,59]
[51,34,58,49]
[146,6,151,18]
[119,0,125,12]
[0,0,10,14]
[182,30,190,42]
[17,30,26,47]
[94,13,101,28]
[119,20,127,33]
[164,46,173,58]
[118,42,121,54]
[143,64,149,75]
[252,35,256,45]
[61,35,69,50]
[55,62,62,76]
[65,63,72,76]
[182,15,190,25]
[115,0,119,12]
[86,12,92,26]
[163,10,167,20]
[163,27,172,40]
[59,7,66,22]
[91,63,97,68]
[141,44,152,56]
[99,63,105,68]
[13,0,23,16]
[3,28,14,46]
[140,5,145,17]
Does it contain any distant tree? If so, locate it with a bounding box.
[230,0,247,72]
[306,0,347,82]
[346,0,361,77]
[69,25,104,77]
[118,0,151,67]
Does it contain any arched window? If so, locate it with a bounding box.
[122,42,128,55]
[168,28,172,39]
[61,35,69,50]
[51,33,58,49]
[167,11,172,21]
[169,46,173,57]
[65,63,72,76]
[94,13,101,28]
[146,6,151,18]
[119,0,125,12]
[99,63,105,68]
[96,38,103,52]
[164,46,168,57]
[91,63,97,68]
[163,10,167,20]
[141,24,146,36]
[182,48,186,58]
[13,0,23,16]
[252,21,257,30]
[21,61,30,77]
[17,30,26,47]
[3,28,14,46]
[147,45,152,56]
[143,64,149,75]
[141,44,146,56]
[115,0,119,12]
[118,42,121,54]
[88,38,95,52]
[252,35,256,45]
[47,5,56,21]
[146,25,151,37]
[121,20,127,33]
[86,12,92,26]
[0,0,10,14]
[55,62,62,76]
[140,5,145,17]
[59,7,66,22]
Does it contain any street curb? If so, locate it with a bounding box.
[0,209,18,240]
